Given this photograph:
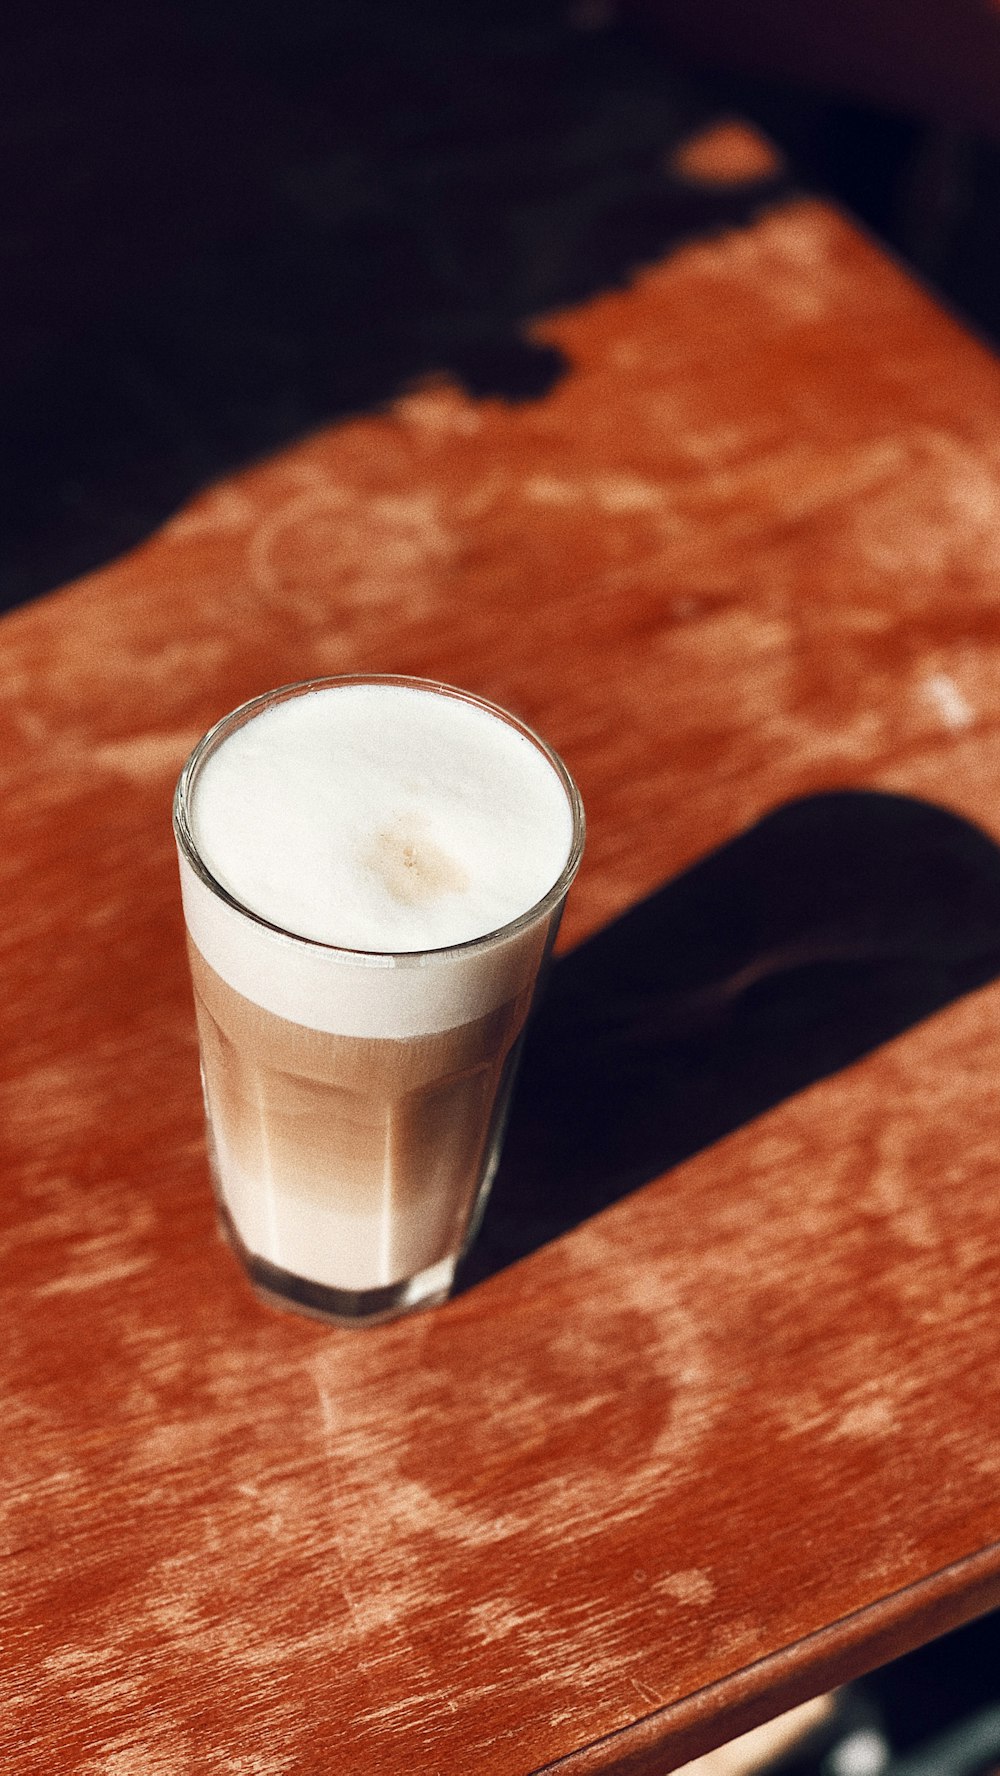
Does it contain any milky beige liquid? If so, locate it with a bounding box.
[188,942,534,1291]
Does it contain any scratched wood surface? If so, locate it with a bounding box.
[5,172,1000,1776]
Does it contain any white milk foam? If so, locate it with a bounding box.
[181,682,575,1038]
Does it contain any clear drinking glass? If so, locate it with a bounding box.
[173,676,585,1326]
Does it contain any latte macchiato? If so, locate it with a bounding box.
[174,677,584,1324]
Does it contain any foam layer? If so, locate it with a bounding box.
[179,682,579,1038]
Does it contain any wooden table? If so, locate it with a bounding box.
[6,149,1000,1774]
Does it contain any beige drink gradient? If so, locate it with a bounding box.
[174,677,584,1324]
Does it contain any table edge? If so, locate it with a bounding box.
[533,1541,1000,1776]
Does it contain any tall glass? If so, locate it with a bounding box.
[173,676,584,1326]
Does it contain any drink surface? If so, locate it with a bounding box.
[189,681,575,954]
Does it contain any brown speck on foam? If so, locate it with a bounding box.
[363,818,469,905]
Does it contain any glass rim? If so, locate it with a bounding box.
[173,673,586,965]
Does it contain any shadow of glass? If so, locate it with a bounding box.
[457,790,1000,1287]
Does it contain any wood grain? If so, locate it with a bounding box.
[5,193,1000,1775]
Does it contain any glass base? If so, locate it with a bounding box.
[218,1206,456,1327]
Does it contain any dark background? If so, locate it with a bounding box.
[4,0,1000,611]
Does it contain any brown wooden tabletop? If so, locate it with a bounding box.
[5,163,1000,1775]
